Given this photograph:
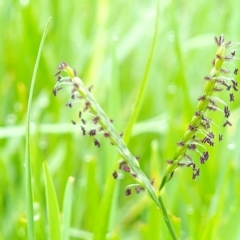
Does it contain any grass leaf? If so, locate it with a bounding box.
[25,17,51,239]
[43,161,61,240]
[62,176,75,240]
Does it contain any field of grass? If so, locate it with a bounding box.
[1,0,240,239]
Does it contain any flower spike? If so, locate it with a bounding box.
[53,62,160,207]
[159,35,239,191]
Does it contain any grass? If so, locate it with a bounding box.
[1,0,240,239]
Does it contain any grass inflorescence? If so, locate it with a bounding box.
[160,34,239,190]
[53,34,239,239]
[53,62,160,206]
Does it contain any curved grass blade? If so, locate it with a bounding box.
[62,176,75,240]
[43,161,61,240]
[25,17,51,239]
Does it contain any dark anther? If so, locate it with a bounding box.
[110,119,114,123]
[231,80,238,91]
[55,71,61,76]
[79,111,82,118]
[125,188,131,196]
[230,93,234,102]
[204,76,212,81]
[200,151,209,164]
[207,105,217,111]
[231,51,236,57]
[201,117,211,129]
[81,126,86,136]
[214,35,224,46]
[225,41,231,46]
[89,129,96,136]
[201,121,210,130]
[66,102,72,108]
[103,132,110,138]
[223,120,232,127]
[81,119,86,125]
[150,178,155,185]
[212,59,215,66]
[188,125,197,131]
[53,88,57,96]
[119,161,126,169]
[192,168,200,180]
[177,141,185,147]
[119,162,130,172]
[58,62,67,70]
[94,138,101,148]
[207,132,214,139]
[92,116,100,124]
[88,85,94,92]
[224,106,230,118]
[209,99,217,106]
[224,55,233,61]
[202,135,214,146]
[198,95,206,101]
[84,101,91,111]
[219,134,223,141]
[119,161,131,172]
[131,172,137,178]
[195,111,201,116]
[74,68,77,77]
[135,186,145,194]
[234,68,238,75]
[217,79,231,90]
[135,156,140,160]
[120,132,124,138]
[187,162,195,168]
[178,162,187,167]
[71,120,76,125]
[184,154,192,162]
[112,171,118,179]
[73,82,79,89]
[167,160,174,164]
[188,144,197,151]
[53,87,63,96]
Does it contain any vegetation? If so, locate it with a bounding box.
[1,0,240,239]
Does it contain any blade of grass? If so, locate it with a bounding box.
[123,0,160,143]
[43,161,61,240]
[62,176,75,240]
[25,17,51,240]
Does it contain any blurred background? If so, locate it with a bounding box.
[1,0,240,239]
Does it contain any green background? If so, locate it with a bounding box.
[1,0,240,239]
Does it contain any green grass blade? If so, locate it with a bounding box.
[123,0,160,143]
[93,177,115,240]
[25,17,51,240]
[62,176,75,240]
[43,161,61,240]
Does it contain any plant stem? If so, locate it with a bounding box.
[158,195,178,240]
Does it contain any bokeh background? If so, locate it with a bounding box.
[1,0,240,239]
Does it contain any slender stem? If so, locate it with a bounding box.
[158,195,178,240]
